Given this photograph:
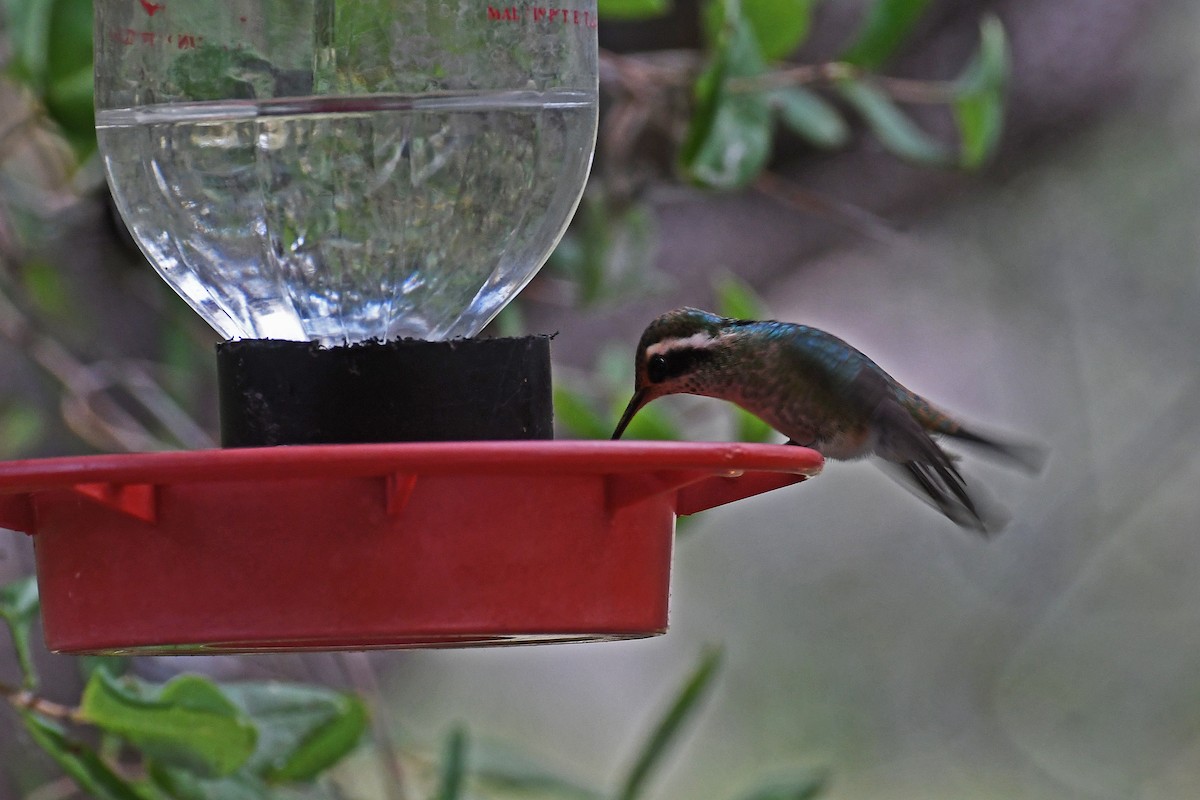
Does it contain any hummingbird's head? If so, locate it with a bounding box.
[611,308,735,439]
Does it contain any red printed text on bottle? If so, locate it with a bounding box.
[488,5,599,28]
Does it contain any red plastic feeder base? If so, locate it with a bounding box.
[0,442,821,654]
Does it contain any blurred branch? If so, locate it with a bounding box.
[336,651,410,800]
[728,62,960,103]
[597,45,972,211]
[754,170,905,244]
[600,48,964,114]
[0,279,215,452]
[23,776,85,800]
[1,678,81,721]
[599,48,700,94]
[598,49,698,201]
[0,108,39,154]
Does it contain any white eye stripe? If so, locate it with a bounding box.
[646,332,719,358]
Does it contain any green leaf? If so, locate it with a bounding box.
[840,0,933,69]
[952,15,1009,168]
[610,400,683,442]
[271,697,366,781]
[470,739,603,800]
[732,772,829,800]
[953,88,1002,170]
[598,0,672,21]
[747,0,817,60]
[219,682,368,783]
[554,385,613,441]
[733,407,776,444]
[43,0,91,88]
[616,648,723,800]
[548,194,659,307]
[490,302,527,338]
[436,725,469,800]
[44,0,95,153]
[47,64,97,156]
[0,0,96,155]
[713,273,766,319]
[22,260,71,317]
[79,655,131,683]
[770,87,850,149]
[681,0,774,190]
[0,575,40,689]
[954,15,1010,96]
[836,78,949,166]
[0,0,56,87]
[705,0,817,60]
[567,195,616,305]
[148,764,270,800]
[22,713,150,800]
[0,403,47,460]
[80,673,258,778]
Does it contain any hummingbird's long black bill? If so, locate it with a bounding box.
[611,389,648,440]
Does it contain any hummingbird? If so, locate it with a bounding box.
[611,307,1045,533]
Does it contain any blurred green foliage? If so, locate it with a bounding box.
[952,15,1010,168]
[835,76,950,165]
[545,0,1009,319]
[615,648,723,800]
[679,0,1009,188]
[1,0,96,155]
[682,0,776,190]
[839,0,933,69]
[1,578,370,798]
[0,576,40,688]
[2,581,827,799]
[597,0,673,22]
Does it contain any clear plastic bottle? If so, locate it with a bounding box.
[94,0,598,344]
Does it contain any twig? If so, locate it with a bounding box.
[335,651,410,800]
[0,109,40,157]
[866,74,962,104]
[519,274,579,307]
[0,283,166,451]
[753,170,906,245]
[1,678,82,722]
[0,279,214,452]
[105,360,217,450]
[725,61,857,93]
[596,49,702,202]
[693,58,960,104]
[23,776,84,800]
[599,48,700,95]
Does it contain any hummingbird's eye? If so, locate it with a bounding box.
[646,354,668,383]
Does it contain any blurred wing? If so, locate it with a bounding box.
[942,425,1049,474]
[872,398,1008,535]
[874,458,1010,535]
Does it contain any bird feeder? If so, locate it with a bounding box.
[0,0,822,653]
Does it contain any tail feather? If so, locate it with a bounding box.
[900,390,1048,475]
[879,460,1009,535]
[942,426,1048,474]
[873,399,1008,534]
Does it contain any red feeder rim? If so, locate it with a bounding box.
[0,441,822,654]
